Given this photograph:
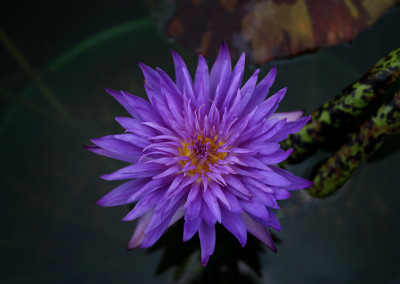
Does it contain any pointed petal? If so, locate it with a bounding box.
[244,167,290,187]
[241,212,277,252]
[120,89,161,123]
[222,52,245,109]
[250,88,286,124]
[201,201,217,226]
[224,175,252,197]
[199,221,216,267]
[269,110,304,122]
[115,117,156,138]
[127,210,153,249]
[274,188,291,200]
[123,190,164,221]
[140,207,179,248]
[270,166,314,190]
[106,88,137,118]
[101,163,165,180]
[221,206,247,247]
[97,178,149,207]
[91,135,142,156]
[239,69,259,116]
[240,199,270,220]
[202,189,221,223]
[245,66,276,112]
[267,115,311,143]
[85,145,139,163]
[170,50,196,102]
[194,55,210,109]
[210,42,231,99]
[258,148,293,165]
[183,216,202,242]
[114,133,149,149]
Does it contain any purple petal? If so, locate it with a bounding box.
[183,215,202,242]
[248,208,281,231]
[201,201,217,226]
[91,135,142,156]
[239,69,259,116]
[114,133,149,149]
[224,175,252,198]
[152,165,181,179]
[202,189,221,223]
[245,184,279,209]
[244,66,277,113]
[163,174,185,198]
[125,178,168,206]
[221,52,245,109]
[140,208,178,248]
[209,182,230,209]
[194,55,210,109]
[240,199,270,220]
[185,191,202,221]
[123,190,164,221]
[245,168,291,187]
[258,148,293,165]
[170,50,196,102]
[146,195,185,232]
[101,163,165,181]
[210,42,231,99]
[199,220,216,267]
[269,110,304,122]
[106,88,137,118]
[97,178,150,207]
[211,60,231,108]
[241,212,277,252]
[274,188,291,200]
[221,206,247,247]
[241,176,275,193]
[119,90,161,123]
[169,210,185,227]
[85,145,139,163]
[270,166,314,190]
[250,88,286,124]
[127,210,153,249]
[156,67,182,105]
[138,62,160,90]
[267,115,311,143]
[115,117,156,138]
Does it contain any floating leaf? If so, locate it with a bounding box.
[166,0,399,64]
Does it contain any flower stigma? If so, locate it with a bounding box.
[179,134,227,177]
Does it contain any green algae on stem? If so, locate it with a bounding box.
[308,90,400,198]
[282,46,400,163]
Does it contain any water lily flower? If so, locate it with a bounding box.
[86,43,313,266]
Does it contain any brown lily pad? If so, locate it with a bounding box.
[166,0,399,64]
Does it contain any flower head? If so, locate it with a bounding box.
[87,43,313,266]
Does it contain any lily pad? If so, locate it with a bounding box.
[166,0,399,64]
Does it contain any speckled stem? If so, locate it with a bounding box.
[307,90,400,198]
[283,46,400,163]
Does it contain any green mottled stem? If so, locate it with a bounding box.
[308,90,400,198]
[283,46,400,163]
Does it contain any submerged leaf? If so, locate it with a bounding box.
[166,0,399,64]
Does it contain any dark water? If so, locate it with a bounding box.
[1,2,400,283]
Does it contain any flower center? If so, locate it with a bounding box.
[179,135,227,176]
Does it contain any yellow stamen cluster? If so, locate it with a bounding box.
[179,135,227,176]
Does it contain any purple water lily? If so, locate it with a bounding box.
[87,43,313,266]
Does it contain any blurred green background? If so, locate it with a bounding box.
[1,1,400,283]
